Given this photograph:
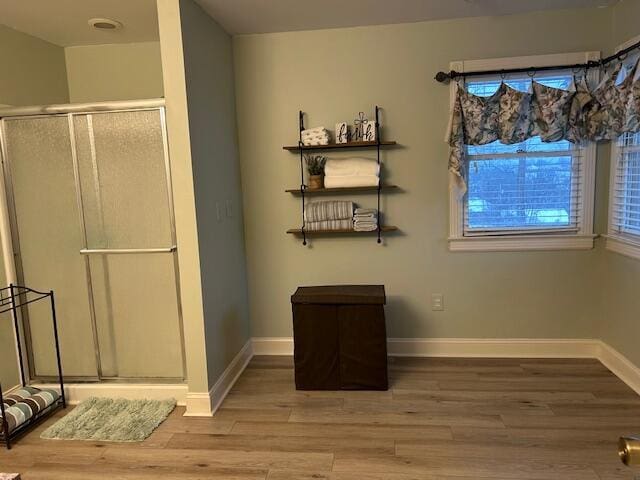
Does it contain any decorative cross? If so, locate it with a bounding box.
[353,112,367,142]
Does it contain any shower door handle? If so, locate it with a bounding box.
[79,246,177,255]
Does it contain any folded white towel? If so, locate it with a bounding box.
[355,208,377,216]
[324,175,379,188]
[354,223,378,232]
[324,157,380,177]
[354,207,378,231]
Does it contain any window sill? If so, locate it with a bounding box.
[448,234,596,252]
[605,234,640,261]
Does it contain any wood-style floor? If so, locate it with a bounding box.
[1,356,639,479]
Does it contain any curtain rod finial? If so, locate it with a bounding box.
[435,71,452,83]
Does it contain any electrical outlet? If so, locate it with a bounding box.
[431,293,444,311]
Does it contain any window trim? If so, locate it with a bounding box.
[606,34,640,261]
[448,51,600,252]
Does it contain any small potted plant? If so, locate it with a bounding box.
[304,154,326,190]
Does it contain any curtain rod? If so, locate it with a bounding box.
[434,39,640,84]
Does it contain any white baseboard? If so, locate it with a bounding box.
[209,339,253,415]
[184,391,214,416]
[2,383,21,396]
[184,339,254,417]
[387,338,599,358]
[252,337,294,355]
[597,341,640,396]
[24,337,640,417]
[250,336,640,396]
[250,337,599,358]
[28,340,254,418]
[32,382,188,406]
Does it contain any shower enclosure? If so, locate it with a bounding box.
[0,100,185,383]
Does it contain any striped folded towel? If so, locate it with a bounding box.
[304,201,354,222]
[305,219,354,231]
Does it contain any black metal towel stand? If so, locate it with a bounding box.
[375,106,382,244]
[0,284,66,450]
[298,111,307,246]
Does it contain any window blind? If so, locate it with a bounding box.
[463,74,585,236]
[612,132,640,237]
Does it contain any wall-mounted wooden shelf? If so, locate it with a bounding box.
[283,140,397,152]
[287,226,398,235]
[287,107,399,244]
[285,184,399,196]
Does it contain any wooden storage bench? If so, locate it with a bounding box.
[291,285,388,390]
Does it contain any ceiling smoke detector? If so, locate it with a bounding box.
[88,18,123,31]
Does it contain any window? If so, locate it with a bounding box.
[465,76,581,235]
[606,37,640,260]
[607,131,640,258]
[449,54,597,252]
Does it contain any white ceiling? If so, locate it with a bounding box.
[0,0,619,46]
[0,0,159,47]
[195,0,618,35]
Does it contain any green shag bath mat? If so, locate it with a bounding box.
[40,397,176,442]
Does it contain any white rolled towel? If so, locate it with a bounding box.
[301,126,328,137]
[302,132,330,141]
[324,157,380,177]
[303,137,330,146]
[324,175,379,188]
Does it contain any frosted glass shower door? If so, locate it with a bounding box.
[72,109,184,380]
[2,116,99,379]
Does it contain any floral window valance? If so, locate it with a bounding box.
[447,58,640,189]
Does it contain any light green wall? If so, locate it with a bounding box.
[64,42,164,103]
[233,8,612,341]
[179,0,251,385]
[599,252,640,365]
[0,24,69,106]
[0,22,69,393]
[0,255,19,393]
[157,0,211,396]
[595,0,640,367]
[612,0,640,46]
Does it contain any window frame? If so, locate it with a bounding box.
[448,52,600,252]
[606,35,640,261]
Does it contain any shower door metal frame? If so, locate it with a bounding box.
[0,99,187,384]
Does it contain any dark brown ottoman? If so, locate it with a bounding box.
[291,285,388,390]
